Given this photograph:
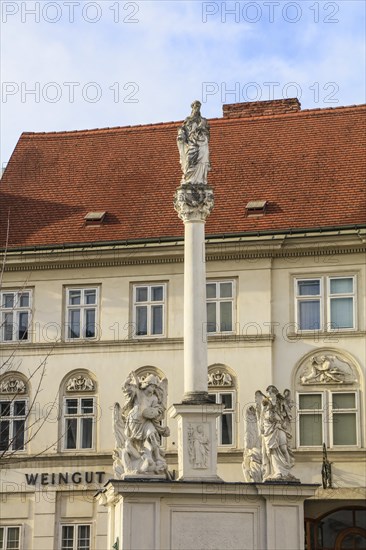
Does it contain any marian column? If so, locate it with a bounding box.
[171,101,223,480]
[174,100,214,403]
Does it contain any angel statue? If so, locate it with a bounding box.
[113,371,171,478]
[242,386,299,483]
[177,100,211,186]
[242,405,262,482]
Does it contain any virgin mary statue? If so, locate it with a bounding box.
[177,100,211,185]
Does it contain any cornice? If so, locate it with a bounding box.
[0,334,274,354]
[1,448,364,470]
[294,449,366,463]
[0,453,114,469]
[2,232,365,272]
[310,487,366,500]
[287,330,366,340]
[2,255,184,272]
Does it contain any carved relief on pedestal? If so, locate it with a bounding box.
[208,369,233,387]
[0,376,27,394]
[187,423,210,469]
[66,374,95,392]
[298,352,358,386]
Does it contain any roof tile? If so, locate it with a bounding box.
[1,104,365,249]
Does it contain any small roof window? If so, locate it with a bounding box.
[246,200,267,216]
[84,211,106,225]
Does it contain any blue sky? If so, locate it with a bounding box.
[1,0,365,165]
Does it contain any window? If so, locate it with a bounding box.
[61,524,91,550]
[0,526,21,550]
[246,200,267,216]
[0,291,31,342]
[63,397,95,450]
[295,276,356,331]
[328,277,355,330]
[206,281,235,334]
[297,391,359,448]
[65,288,98,340]
[132,284,165,337]
[211,391,235,446]
[208,366,236,447]
[0,400,27,451]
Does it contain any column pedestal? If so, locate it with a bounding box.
[98,480,319,550]
[170,403,223,481]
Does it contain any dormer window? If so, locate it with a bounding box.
[84,211,106,226]
[246,200,267,217]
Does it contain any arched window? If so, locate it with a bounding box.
[294,349,362,449]
[305,506,366,550]
[208,364,237,447]
[0,373,28,452]
[60,371,97,452]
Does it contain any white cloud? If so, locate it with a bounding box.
[1,0,365,164]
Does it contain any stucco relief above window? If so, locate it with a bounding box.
[207,367,233,387]
[0,375,27,394]
[66,375,95,392]
[134,366,165,385]
[297,352,358,386]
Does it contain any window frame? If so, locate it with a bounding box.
[329,391,360,448]
[206,279,236,335]
[64,287,99,342]
[131,283,167,338]
[62,396,96,452]
[59,523,92,550]
[326,276,356,331]
[0,398,28,453]
[0,525,22,550]
[294,275,357,333]
[296,390,360,449]
[0,290,32,344]
[209,389,236,448]
[295,278,323,332]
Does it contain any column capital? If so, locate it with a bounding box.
[174,183,214,223]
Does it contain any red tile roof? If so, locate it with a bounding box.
[1,103,365,250]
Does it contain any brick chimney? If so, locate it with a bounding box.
[222,98,301,118]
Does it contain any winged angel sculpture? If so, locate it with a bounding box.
[113,371,170,478]
[243,386,299,482]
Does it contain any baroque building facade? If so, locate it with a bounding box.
[0,99,365,550]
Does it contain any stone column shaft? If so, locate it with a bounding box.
[184,220,208,400]
[174,183,214,403]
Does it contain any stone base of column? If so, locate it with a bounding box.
[170,403,224,481]
[182,391,214,404]
[98,479,319,550]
